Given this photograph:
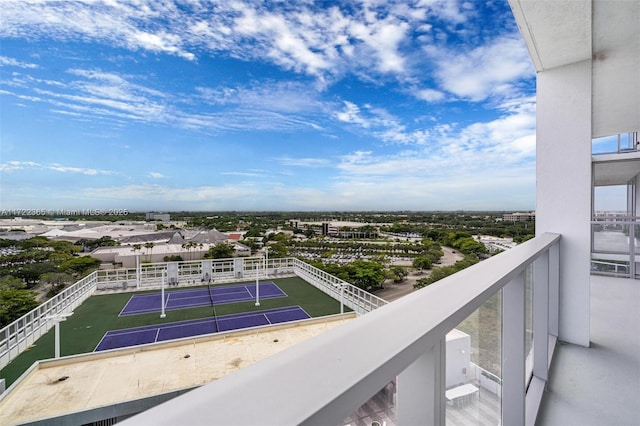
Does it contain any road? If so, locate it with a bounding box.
[375,246,464,302]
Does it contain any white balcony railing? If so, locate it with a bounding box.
[122,233,560,426]
[592,132,639,154]
[591,214,640,278]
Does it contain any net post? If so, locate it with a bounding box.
[160,271,166,318]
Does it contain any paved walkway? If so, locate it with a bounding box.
[376,247,464,302]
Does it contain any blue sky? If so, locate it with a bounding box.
[0,0,537,212]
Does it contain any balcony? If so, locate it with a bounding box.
[2,232,637,425]
[537,274,640,425]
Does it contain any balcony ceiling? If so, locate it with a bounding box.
[592,152,640,186]
[509,0,640,137]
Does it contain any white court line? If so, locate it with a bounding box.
[243,285,252,297]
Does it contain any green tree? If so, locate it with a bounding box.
[16,236,49,249]
[0,289,40,327]
[241,239,258,253]
[414,255,479,289]
[513,234,535,244]
[163,255,184,262]
[454,237,488,255]
[388,265,408,283]
[206,243,235,259]
[0,275,26,290]
[346,260,385,290]
[77,236,119,251]
[412,256,432,271]
[13,262,58,288]
[40,272,74,297]
[266,242,288,258]
[144,242,155,261]
[49,240,79,254]
[49,251,74,264]
[415,277,433,288]
[59,256,101,275]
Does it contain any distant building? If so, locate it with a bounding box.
[289,220,387,238]
[503,212,535,222]
[233,242,251,257]
[146,212,170,222]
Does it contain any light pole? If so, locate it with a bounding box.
[160,270,166,318]
[45,313,74,358]
[255,258,260,307]
[136,253,141,289]
[264,246,269,279]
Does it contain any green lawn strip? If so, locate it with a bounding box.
[1,277,347,387]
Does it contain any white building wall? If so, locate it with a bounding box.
[445,331,471,387]
[536,60,592,347]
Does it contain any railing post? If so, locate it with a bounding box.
[548,243,560,338]
[533,252,550,381]
[503,271,526,426]
[397,337,445,426]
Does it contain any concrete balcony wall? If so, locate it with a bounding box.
[536,60,592,347]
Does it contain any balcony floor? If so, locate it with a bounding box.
[537,275,640,426]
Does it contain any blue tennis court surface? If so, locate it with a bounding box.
[95,306,311,351]
[119,281,286,316]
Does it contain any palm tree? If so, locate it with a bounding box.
[144,242,155,262]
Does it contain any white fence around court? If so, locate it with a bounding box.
[0,271,99,370]
[0,256,383,371]
[291,258,388,314]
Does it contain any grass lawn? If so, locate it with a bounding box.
[1,276,346,387]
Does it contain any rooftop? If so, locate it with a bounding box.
[0,314,354,426]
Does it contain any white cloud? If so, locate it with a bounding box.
[220,171,266,177]
[0,0,487,86]
[196,81,323,114]
[0,55,38,69]
[0,161,41,172]
[0,1,196,61]
[82,183,260,204]
[334,100,434,145]
[148,172,165,179]
[429,35,534,101]
[335,99,536,179]
[276,157,332,167]
[0,161,113,175]
[336,101,370,128]
[416,88,445,102]
[6,68,331,133]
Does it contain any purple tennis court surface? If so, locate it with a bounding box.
[95,306,311,351]
[119,281,286,316]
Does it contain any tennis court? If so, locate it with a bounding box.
[119,281,286,316]
[95,306,310,351]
